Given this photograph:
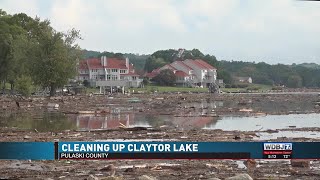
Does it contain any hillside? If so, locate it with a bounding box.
[81,50,101,59]
[81,48,320,88]
[144,49,219,73]
[296,63,320,69]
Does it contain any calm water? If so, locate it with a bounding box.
[0,111,320,134]
[203,113,320,131]
[254,131,320,140]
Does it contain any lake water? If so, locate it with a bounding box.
[203,113,320,131]
[1,111,320,140]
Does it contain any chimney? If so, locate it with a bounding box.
[104,56,107,67]
[101,56,104,66]
[125,57,129,68]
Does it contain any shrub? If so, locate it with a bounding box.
[247,86,261,91]
[272,86,283,90]
[15,76,33,96]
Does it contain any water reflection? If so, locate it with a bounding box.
[4,109,319,134]
[76,113,218,130]
[0,111,76,132]
[0,110,218,131]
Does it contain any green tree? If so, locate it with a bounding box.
[217,69,232,84]
[15,76,33,96]
[31,28,81,96]
[287,75,302,88]
[153,69,176,86]
[0,11,31,90]
[144,56,167,72]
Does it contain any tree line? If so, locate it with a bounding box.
[84,48,320,88]
[219,61,320,88]
[143,49,320,88]
[0,10,81,96]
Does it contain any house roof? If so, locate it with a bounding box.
[195,59,216,70]
[146,72,158,78]
[84,58,129,69]
[183,59,216,70]
[172,61,193,70]
[175,70,189,77]
[79,60,89,70]
[161,64,177,71]
[106,58,128,69]
[86,58,102,69]
[152,68,161,73]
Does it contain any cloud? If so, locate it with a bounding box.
[0,0,319,63]
[0,0,40,18]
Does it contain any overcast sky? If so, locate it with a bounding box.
[1,0,319,64]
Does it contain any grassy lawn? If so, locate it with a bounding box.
[222,84,273,93]
[129,85,209,93]
[85,87,100,94]
[0,82,272,94]
[128,84,273,94]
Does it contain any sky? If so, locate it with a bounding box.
[1,0,320,64]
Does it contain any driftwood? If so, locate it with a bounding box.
[75,127,161,132]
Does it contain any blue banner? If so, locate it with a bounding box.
[0,141,320,160]
[0,142,55,160]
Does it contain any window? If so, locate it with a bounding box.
[111,75,118,80]
[112,69,118,72]
[120,70,126,74]
[107,75,111,80]
[132,76,137,80]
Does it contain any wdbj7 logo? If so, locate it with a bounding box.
[263,143,292,151]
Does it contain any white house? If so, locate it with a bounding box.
[78,56,142,88]
[147,59,217,87]
[235,77,253,84]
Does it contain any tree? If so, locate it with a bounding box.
[0,11,31,90]
[144,56,167,72]
[153,69,176,86]
[31,28,81,96]
[217,69,232,84]
[287,75,302,88]
[142,77,150,86]
[15,76,33,96]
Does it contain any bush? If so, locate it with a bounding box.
[142,78,149,85]
[231,84,238,88]
[230,83,249,88]
[237,83,249,88]
[225,84,232,88]
[247,86,261,91]
[83,80,90,87]
[15,76,33,96]
[272,86,283,90]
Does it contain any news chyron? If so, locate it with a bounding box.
[263,143,292,159]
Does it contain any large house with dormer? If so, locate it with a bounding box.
[78,56,142,88]
[146,59,217,88]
